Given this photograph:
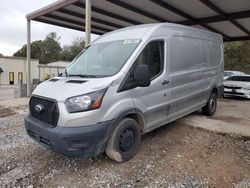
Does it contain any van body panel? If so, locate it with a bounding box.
[93,24,157,44]
[32,76,113,102]
[129,37,170,129]
[98,81,136,123]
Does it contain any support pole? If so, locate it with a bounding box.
[26,20,31,96]
[85,0,91,45]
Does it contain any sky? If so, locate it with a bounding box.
[0,0,99,56]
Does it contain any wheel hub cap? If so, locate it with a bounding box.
[210,99,215,112]
[119,129,134,152]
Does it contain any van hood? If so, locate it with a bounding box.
[224,80,250,88]
[32,77,113,101]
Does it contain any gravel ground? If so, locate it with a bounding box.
[0,109,250,188]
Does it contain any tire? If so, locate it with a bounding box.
[105,118,141,162]
[202,92,217,116]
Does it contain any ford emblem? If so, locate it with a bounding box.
[34,104,44,113]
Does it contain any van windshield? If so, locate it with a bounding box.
[66,39,141,77]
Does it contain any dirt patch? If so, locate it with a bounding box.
[0,113,249,188]
[208,115,242,123]
[0,105,16,118]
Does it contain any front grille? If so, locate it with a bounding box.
[224,85,242,89]
[29,96,59,127]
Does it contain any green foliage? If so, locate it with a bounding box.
[224,41,250,73]
[60,37,85,61]
[13,40,43,60]
[13,32,85,64]
[39,32,62,64]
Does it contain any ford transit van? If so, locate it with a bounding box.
[25,23,224,162]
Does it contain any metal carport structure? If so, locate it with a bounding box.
[26,0,250,95]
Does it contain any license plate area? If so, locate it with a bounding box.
[28,129,51,148]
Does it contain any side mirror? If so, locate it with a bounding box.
[134,64,151,87]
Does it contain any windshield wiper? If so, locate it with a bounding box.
[68,74,96,78]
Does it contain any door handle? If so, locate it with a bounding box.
[162,80,170,85]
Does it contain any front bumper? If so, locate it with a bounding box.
[224,88,250,99]
[25,116,113,158]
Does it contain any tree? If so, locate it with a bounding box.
[224,41,250,73]
[40,32,62,64]
[13,45,26,57]
[60,37,85,61]
[13,32,85,64]
[14,40,43,60]
[13,32,62,64]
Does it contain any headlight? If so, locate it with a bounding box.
[65,88,107,113]
[243,86,250,90]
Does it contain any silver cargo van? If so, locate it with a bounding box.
[25,23,224,162]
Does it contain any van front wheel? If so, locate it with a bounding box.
[105,118,141,162]
[202,92,217,116]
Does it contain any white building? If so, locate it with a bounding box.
[38,61,70,80]
[0,56,39,85]
[0,57,70,100]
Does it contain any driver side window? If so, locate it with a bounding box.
[134,40,164,79]
[118,40,165,92]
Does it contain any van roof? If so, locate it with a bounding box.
[93,23,222,44]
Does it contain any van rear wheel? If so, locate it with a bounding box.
[202,92,217,116]
[105,118,141,162]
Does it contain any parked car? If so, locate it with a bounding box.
[25,23,224,162]
[224,75,250,99]
[224,71,245,80]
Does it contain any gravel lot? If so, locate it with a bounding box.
[0,101,250,188]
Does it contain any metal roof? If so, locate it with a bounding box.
[26,0,250,41]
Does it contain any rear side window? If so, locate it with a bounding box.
[134,41,164,79]
[170,37,202,72]
[207,41,222,67]
[227,76,250,82]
